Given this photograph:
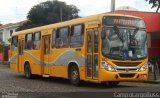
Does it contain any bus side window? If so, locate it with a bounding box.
[52,30,56,48]
[25,33,33,50]
[56,27,69,48]
[56,29,60,48]
[70,24,84,48]
[33,32,41,50]
[11,36,18,51]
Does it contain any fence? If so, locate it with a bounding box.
[0,50,9,64]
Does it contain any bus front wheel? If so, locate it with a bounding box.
[24,63,32,79]
[69,66,80,86]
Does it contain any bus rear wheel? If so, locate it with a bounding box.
[24,63,32,79]
[69,66,80,86]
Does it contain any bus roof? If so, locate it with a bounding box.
[12,13,143,36]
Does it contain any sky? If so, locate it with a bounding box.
[0,0,157,24]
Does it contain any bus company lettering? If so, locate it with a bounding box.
[113,19,135,26]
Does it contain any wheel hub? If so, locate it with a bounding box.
[71,71,78,81]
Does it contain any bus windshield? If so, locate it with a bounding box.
[102,27,147,60]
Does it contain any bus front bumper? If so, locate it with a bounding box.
[99,68,148,82]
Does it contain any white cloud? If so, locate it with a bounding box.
[0,0,48,24]
[0,0,156,24]
[116,0,136,7]
[60,0,111,16]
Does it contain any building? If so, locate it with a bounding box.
[0,20,27,44]
[0,20,27,62]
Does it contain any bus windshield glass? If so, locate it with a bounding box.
[102,28,147,60]
[102,17,147,60]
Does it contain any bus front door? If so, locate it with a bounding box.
[86,29,99,80]
[42,35,50,75]
[18,39,24,72]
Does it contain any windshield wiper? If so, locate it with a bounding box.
[129,27,139,46]
[113,26,125,51]
[104,54,124,60]
[113,26,123,42]
[133,27,139,37]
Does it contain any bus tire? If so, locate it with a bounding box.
[69,66,80,86]
[24,63,32,79]
[108,81,120,86]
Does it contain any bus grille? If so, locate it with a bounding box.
[116,69,138,72]
[112,62,141,67]
[119,73,135,78]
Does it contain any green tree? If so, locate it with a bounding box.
[17,0,80,31]
[146,0,160,12]
[0,41,8,53]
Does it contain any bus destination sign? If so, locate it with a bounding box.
[113,18,136,26]
[102,16,145,28]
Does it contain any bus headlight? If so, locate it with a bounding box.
[139,64,148,71]
[102,61,116,71]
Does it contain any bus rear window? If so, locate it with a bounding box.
[11,36,18,51]
[102,16,146,28]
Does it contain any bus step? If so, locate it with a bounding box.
[42,74,50,77]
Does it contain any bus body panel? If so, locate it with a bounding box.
[10,13,148,84]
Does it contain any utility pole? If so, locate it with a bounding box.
[0,21,2,26]
[111,0,115,12]
[60,8,63,22]
[15,6,18,20]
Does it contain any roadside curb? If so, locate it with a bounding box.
[143,80,160,84]
[0,64,9,68]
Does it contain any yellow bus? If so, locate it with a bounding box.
[10,13,148,86]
